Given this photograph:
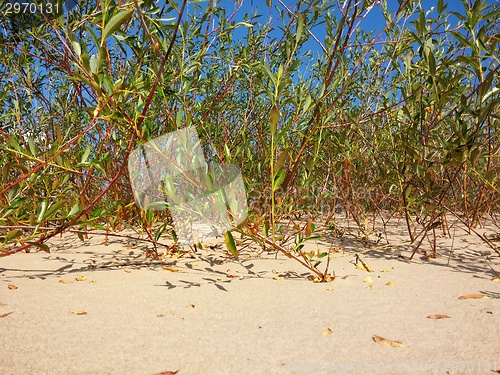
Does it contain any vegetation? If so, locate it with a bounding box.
[1,0,499,280]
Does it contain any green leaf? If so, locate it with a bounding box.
[224,231,238,258]
[296,13,304,44]
[4,229,22,243]
[26,242,50,253]
[427,49,436,76]
[68,203,80,217]
[28,137,36,156]
[270,107,279,136]
[101,9,134,46]
[274,147,289,176]
[71,40,81,57]
[37,198,49,223]
[45,200,65,219]
[273,169,286,192]
[302,94,312,113]
[437,0,447,14]
[81,145,91,164]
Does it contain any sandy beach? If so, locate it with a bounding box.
[1,218,499,374]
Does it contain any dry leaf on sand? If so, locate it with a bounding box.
[356,261,374,272]
[427,314,451,319]
[75,276,87,281]
[70,310,87,315]
[7,284,17,290]
[151,371,178,375]
[363,276,373,283]
[321,328,333,335]
[163,266,181,273]
[373,335,405,347]
[458,294,489,300]
[385,281,395,287]
[492,277,500,283]
[58,279,69,284]
[0,312,14,318]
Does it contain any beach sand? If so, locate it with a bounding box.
[1,217,499,374]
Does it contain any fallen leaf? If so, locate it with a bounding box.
[491,277,500,283]
[226,274,238,279]
[427,314,451,320]
[75,276,87,281]
[58,279,69,284]
[274,276,285,281]
[0,312,14,318]
[124,269,131,273]
[356,262,374,272]
[272,269,278,274]
[458,294,489,300]
[386,281,395,287]
[70,310,87,315]
[326,286,334,291]
[151,371,178,375]
[373,335,405,347]
[187,304,195,308]
[321,328,333,335]
[363,276,373,283]
[379,269,390,272]
[323,274,334,282]
[341,275,348,280]
[8,284,18,290]
[366,284,373,290]
[163,266,181,273]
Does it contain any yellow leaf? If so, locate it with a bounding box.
[321,328,333,335]
[70,310,87,315]
[163,266,181,273]
[363,276,373,283]
[492,277,500,283]
[274,276,285,280]
[458,294,489,300]
[58,279,69,284]
[7,284,18,290]
[379,269,390,272]
[326,286,334,291]
[272,269,278,274]
[356,262,374,272]
[75,276,87,281]
[323,274,334,282]
[427,314,451,319]
[372,335,405,347]
[386,281,395,287]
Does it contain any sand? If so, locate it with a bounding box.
[1,217,499,374]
